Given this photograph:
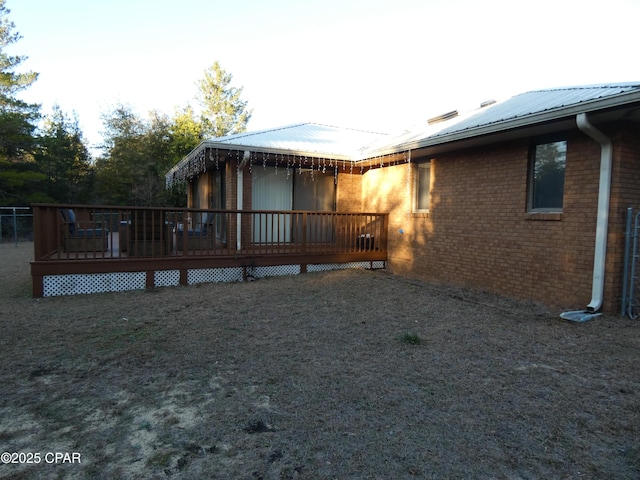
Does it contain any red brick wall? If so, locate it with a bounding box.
[362,126,640,313]
[226,158,238,210]
[224,157,239,248]
[606,124,640,312]
[337,172,363,212]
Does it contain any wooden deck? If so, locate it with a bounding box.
[31,204,388,297]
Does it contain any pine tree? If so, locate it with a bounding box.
[195,61,252,138]
[35,105,92,203]
[0,0,41,204]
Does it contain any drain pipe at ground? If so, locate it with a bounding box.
[560,113,613,322]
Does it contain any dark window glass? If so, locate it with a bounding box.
[416,162,431,211]
[530,141,566,211]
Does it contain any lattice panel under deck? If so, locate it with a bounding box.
[40,261,386,297]
[188,267,244,285]
[154,270,180,287]
[307,261,385,272]
[251,265,300,278]
[43,272,146,297]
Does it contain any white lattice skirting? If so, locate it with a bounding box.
[42,272,147,297]
[41,261,386,297]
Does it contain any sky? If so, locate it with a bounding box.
[8,0,640,154]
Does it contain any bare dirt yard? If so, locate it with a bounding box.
[1,242,639,479]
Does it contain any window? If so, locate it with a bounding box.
[209,168,225,210]
[293,170,336,243]
[209,168,226,242]
[293,169,336,211]
[251,167,337,243]
[529,140,566,212]
[251,167,337,212]
[252,167,293,243]
[414,161,431,212]
[252,167,292,211]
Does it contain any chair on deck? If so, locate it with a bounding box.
[60,209,109,252]
[176,212,216,251]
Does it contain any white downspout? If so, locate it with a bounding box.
[236,151,250,251]
[561,113,612,321]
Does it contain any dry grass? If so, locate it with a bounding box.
[1,242,639,479]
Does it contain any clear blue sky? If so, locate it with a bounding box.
[9,0,640,153]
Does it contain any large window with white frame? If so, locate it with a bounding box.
[528,140,566,212]
[414,161,431,212]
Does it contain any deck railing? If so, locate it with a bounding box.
[31,204,388,296]
[33,204,388,260]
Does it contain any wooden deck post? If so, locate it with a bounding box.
[302,212,307,253]
[146,271,154,289]
[32,274,43,297]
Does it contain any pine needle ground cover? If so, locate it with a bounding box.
[1,243,639,479]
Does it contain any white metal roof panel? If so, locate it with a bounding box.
[425,83,640,136]
[211,123,388,157]
[374,82,640,153]
[168,82,640,184]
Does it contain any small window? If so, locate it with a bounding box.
[414,161,431,212]
[529,140,566,212]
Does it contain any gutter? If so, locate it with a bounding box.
[560,113,613,322]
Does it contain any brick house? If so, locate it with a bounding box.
[167,83,640,316]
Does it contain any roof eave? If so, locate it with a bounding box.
[165,140,359,181]
[165,139,211,178]
[200,140,357,161]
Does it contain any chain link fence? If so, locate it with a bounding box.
[0,207,33,245]
[622,207,640,319]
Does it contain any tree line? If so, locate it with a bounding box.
[0,0,252,208]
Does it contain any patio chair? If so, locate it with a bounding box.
[59,209,109,252]
[357,218,381,251]
[176,212,216,251]
[357,233,376,251]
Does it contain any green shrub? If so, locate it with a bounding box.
[399,332,422,345]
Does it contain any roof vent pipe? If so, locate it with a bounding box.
[560,113,612,322]
[427,110,458,125]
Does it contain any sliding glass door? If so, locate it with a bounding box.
[293,170,336,243]
[252,168,336,244]
[252,168,292,243]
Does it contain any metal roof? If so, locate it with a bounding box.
[435,82,640,135]
[372,82,640,154]
[167,82,640,183]
[206,123,388,158]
